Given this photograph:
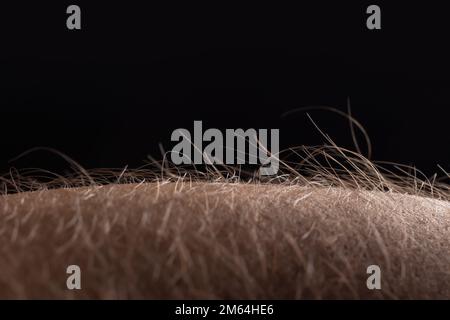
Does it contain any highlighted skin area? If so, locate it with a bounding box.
[0,182,449,299]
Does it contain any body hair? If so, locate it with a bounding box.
[0,145,448,299]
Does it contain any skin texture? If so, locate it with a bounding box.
[0,181,448,299]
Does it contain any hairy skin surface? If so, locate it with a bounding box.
[0,182,449,299]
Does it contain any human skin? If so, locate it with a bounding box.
[0,181,448,299]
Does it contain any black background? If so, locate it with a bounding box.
[0,2,449,176]
[0,300,447,320]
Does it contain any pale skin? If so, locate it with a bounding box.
[0,181,448,299]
